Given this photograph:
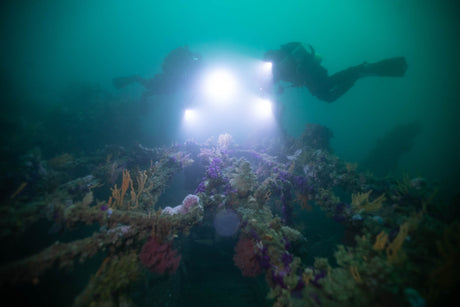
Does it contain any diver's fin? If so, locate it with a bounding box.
[362,57,408,77]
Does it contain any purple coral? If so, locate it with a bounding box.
[281,251,293,267]
[195,180,206,193]
[259,249,271,269]
[207,158,223,179]
[271,270,287,289]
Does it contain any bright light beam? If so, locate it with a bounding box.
[254,98,273,119]
[202,69,238,102]
[263,61,272,73]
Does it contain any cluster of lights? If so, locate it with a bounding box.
[182,59,274,138]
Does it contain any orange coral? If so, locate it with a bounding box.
[129,170,148,209]
[265,190,272,202]
[96,257,110,276]
[109,169,131,209]
[48,153,73,169]
[373,231,389,251]
[345,162,358,172]
[302,271,313,285]
[108,169,150,210]
[296,192,312,211]
[352,191,385,212]
[350,265,362,283]
[386,222,409,263]
[10,182,27,199]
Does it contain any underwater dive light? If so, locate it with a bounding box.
[181,55,276,140]
[202,68,238,102]
[183,108,197,123]
[262,61,272,72]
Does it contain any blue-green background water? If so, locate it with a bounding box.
[1,1,459,194]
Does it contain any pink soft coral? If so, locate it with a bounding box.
[233,236,262,277]
[182,194,200,212]
[162,194,200,215]
[139,238,181,275]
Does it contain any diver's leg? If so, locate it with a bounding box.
[321,57,408,102]
[325,79,357,102]
[317,66,364,102]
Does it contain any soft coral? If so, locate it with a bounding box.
[233,236,262,277]
[139,238,181,275]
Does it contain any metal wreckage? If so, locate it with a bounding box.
[0,126,457,307]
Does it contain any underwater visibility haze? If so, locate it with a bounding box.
[1,0,459,306]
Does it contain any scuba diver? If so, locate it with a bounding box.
[264,42,408,102]
[113,45,202,97]
[113,42,407,105]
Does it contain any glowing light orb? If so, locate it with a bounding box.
[202,69,238,101]
[263,61,272,72]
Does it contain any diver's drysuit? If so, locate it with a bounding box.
[265,42,407,102]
